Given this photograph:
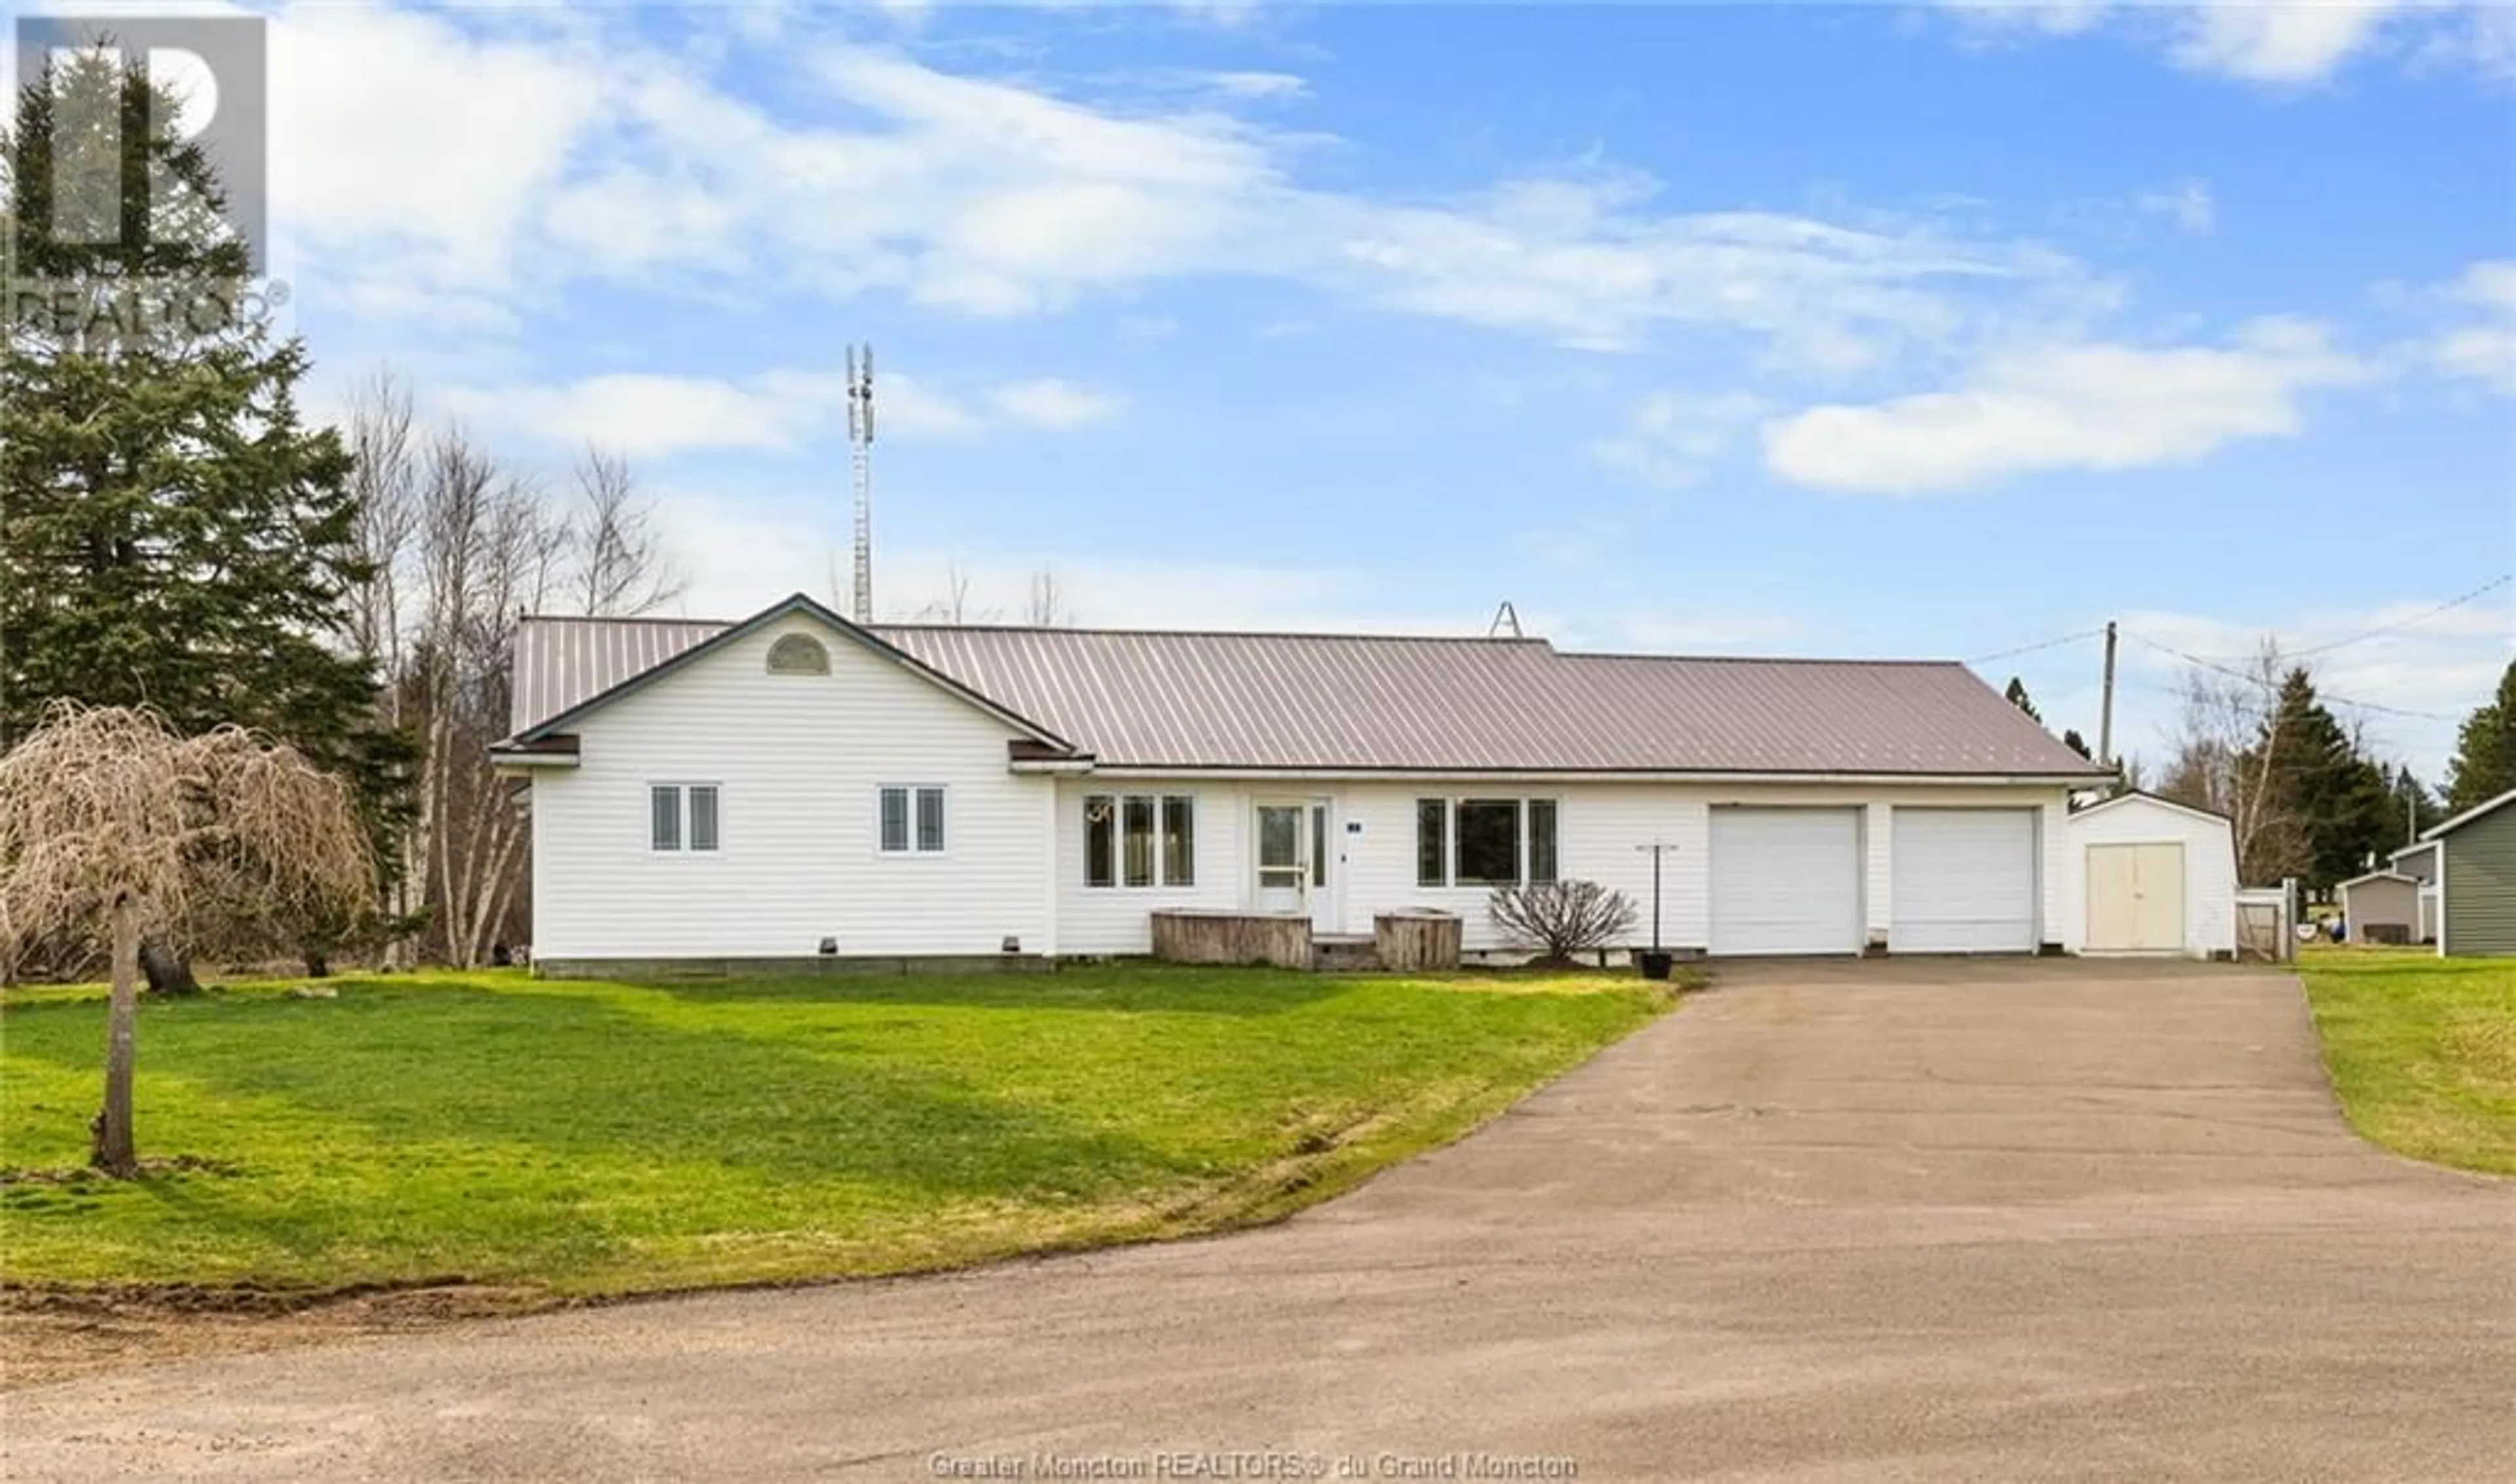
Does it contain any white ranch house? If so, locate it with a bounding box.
[493,594,2142,974]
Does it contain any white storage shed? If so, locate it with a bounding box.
[2061,791,2238,959]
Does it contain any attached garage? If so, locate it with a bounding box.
[1892,808,2040,953]
[2061,791,2237,959]
[1709,807,1862,956]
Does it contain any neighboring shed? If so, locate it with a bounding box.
[2426,789,2516,957]
[2336,871,2420,946]
[2061,791,2237,959]
[2392,840,2442,943]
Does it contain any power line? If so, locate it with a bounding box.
[2117,629,2463,722]
[1965,628,2105,666]
[2277,573,2513,659]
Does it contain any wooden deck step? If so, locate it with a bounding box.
[1310,934,1381,973]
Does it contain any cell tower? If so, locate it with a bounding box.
[845,344,875,623]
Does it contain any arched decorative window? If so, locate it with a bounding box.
[766,633,831,676]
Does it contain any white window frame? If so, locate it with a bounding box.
[1084,792,1196,889]
[877,784,949,857]
[649,782,723,855]
[1413,796,1558,888]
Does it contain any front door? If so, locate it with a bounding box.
[1254,798,1339,931]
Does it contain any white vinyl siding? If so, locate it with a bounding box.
[1890,808,2038,953]
[1058,780,1244,953]
[1709,807,1864,957]
[531,616,1051,960]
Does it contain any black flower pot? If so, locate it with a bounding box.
[1637,950,1673,981]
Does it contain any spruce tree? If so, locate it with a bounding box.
[2003,677,2042,723]
[2258,669,2395,890]
[2443,660,2516,813]
[2,46,406,980]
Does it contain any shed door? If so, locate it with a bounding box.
[1893,809,2040,953]
[2086,842,2184,952]
[1709,808,1862,956]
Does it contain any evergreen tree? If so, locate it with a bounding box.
[2003,677,2042,723]
[2443,659,2516,812]
[2257,669,2394,890]
[2390,766,2443,849]
[2,47,407,979]
[2061,728,2092,759]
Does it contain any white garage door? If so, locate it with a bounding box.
[1709,808,1863,956]
[1892,809,2038,953]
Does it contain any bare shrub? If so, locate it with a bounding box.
[1487,879,1639,964]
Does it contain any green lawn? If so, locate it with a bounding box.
[0,964,1668,1298]
[2298,947,2516,1175]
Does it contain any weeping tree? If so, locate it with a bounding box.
[0,703,374,1175]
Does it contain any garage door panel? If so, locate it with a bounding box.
[1893,809,2037,953]
[1710,808,1862,957]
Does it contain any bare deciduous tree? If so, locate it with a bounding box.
[568,447,686,619]
[0,703,373,1174]
[337,383,685,971]
[915,558,991,624]
[2157,637,2303,886]
[1487,879,1639,965]
[1023,567,1071,626]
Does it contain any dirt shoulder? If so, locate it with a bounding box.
[0,1285,544,1390]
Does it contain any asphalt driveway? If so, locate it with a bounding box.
[8,961,2512,1481]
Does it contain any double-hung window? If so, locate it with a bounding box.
[1413,797,1557,888]
[878,786,947,855]
[650,784,721,854]
[1085,793,1196,888]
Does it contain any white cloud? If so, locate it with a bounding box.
[2137,178,2216,236]
[432,368,1122,457]
[2386,258,2516,394]
[1761,318,2371,494]
[2169,2,2407,83]
[259,7,2094,370]
[1943,1,2507,85]
[1205,70,1308,100]
[2110,598,2514,778]
[987,379,1126,429]
[1592,392,1765,487]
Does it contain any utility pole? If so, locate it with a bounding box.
[2097,620,2119,768]
[845,344,875,624]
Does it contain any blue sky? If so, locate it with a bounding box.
[189,3,2516,776]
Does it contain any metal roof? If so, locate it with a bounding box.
[508,602,2110,778]
[510,616,729,738]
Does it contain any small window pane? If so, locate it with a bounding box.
[1085,795,1115,888]
[1122,795,1155,888]
[651,785,681,852]
[1455,799,1521,886]
[689,786,721,853]
[1312,804,1327,888]
[1417,799,1448,887]
[915,787,946,854]
[766,634,829,675]
[1161,795,1195,887]
[1527,799,1557,884]
[879,787,909,854]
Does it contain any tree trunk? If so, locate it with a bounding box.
[301,947,331,978]
[92,894,142,1176]
[138,933,200,995]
